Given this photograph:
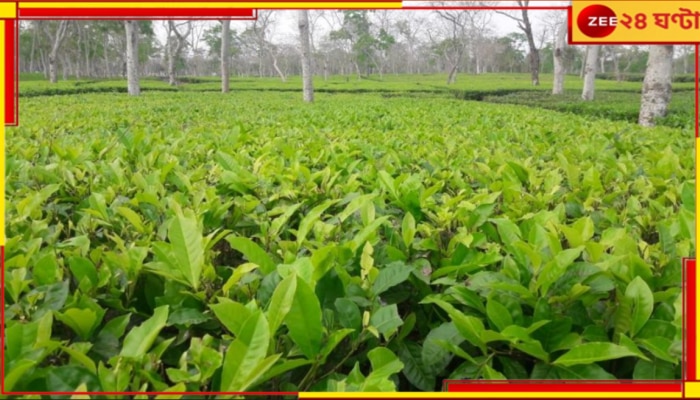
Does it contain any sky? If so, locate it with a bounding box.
[153,1,571,51]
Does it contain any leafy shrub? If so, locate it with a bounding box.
[482,90,694,130]
[4,90,691,394]
[596,72,697,83]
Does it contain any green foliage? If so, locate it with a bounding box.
[202,23,240,59]
[4,87,690,393]
[19,73,694,131]
[483,89,694,130]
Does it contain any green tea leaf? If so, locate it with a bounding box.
[422,297,486,353]
[210,298,252,336]
[320,329,355,363]
[486,297,513,332]
[266,273,297,336]
[256,359,313,386]
[221,311,271,392]
[633,359,676,379]
[168,211,204,291]
[537,246,584,295]
[226,236,276,274]
[117,206,146,234]
[335,298,362,330]
[556,364,616,379]
[370,304,404,339]
[553,342,641,367]
[372,262,413,296]
[296,199,338,247]
[482,364,507,379]
[361,347,404,391]
[285,276,323,358]
[401,212,416,248]
[625,276,654,338]
[120,305,169,359]
[398,341,435,391]
[55,308,98,341]
[560,217,594,248]
[68,257,98,289]
[636,337,677,364]
[269,203,303,240]
[34,253,60,286]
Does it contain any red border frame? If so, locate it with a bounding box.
[444,381,684,393]
[695,44,700,138]
[4,19,16,126]
[687,259,697,382]
[2,1,697,398]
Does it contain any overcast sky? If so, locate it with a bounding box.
[154,1,570,51]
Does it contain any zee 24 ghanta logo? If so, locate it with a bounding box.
[578,4,619,38]
[578,3,700,39]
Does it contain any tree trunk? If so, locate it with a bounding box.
[582,45,600,101]
[168,43,177,85]
[84,31,92,77]
[167,21,190,86]
[639,45,674,127]
[29,23,37,72]
[258,49,264,78]
[527,51,540,85]
[447,63,458,84]
[611,47,621,82]
[40,49,48,78]
[552,21,567,95]
[125,20,140,96]
[221,20,231,93]
[48,21,69,83]
[521,9,540,85]
[48,55,58,82]
[579,46,588,78]
[61,54,68,80]
[298,10,314,102]
[103,36,110,78]
[270,53,287,82]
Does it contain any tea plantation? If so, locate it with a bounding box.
[4,76,694,395]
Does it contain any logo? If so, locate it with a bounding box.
[577,4,618,38]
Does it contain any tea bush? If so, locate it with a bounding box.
[4,89,692,394]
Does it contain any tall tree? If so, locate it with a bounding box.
[552,11,568,94]
[394,14,425,75]
[124,20,140,96]
[221,20,231,93]
[246,11,287,82]
[299,10,314,102]
[581,45,600,100]
[44,21,70,83]
[166,21,191,86]
[367,11,397,80]
[431,8,469,84]
[493,33,526,73]
[606,46,622,82]
[639,45,674,127]
[330,11,375,79]
[677,45,694,74]
[496,1,540,85]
